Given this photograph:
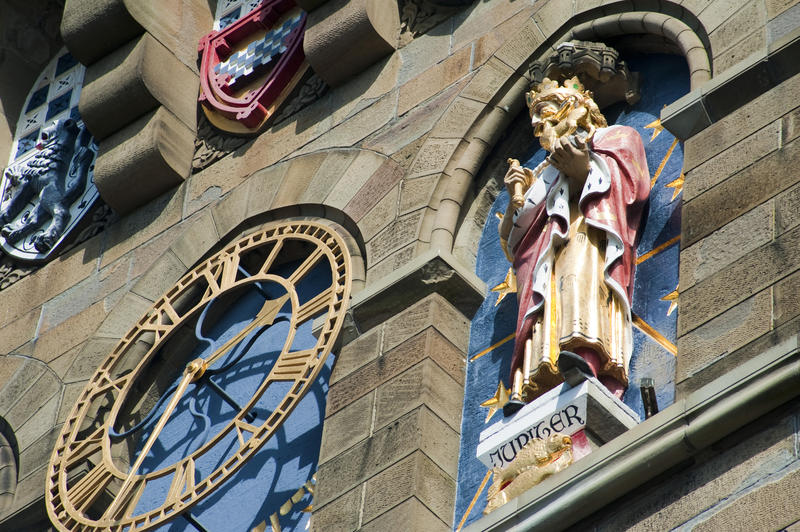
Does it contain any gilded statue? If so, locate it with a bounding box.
[499,77,650,409]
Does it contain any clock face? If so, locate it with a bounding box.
[46,221,351,531]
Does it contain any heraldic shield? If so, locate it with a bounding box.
[198,0,308,134]
[1,49,98,263]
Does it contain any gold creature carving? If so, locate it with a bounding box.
[484,433,573,514]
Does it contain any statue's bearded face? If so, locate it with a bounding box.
[529,94,584,152]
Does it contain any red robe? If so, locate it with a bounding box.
[508,125,650,376]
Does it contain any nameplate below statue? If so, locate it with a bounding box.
[477,377,640,469]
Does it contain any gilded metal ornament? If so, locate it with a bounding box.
[46,221,351,531]
[484,433,573,515]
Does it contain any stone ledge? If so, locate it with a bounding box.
[94,106,195,214]
[304,0,399,87]
[465,333,800,532]
[342,248,486,342]
[80,33,198,141]
[662,27,800,139]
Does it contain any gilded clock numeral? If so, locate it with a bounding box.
[90,371,131,399]
[66,462,116,514]
[63,426,105,469]
[259,239,284,275]
[287,246,325,284]
[141,303,180,341]
[271,349,316,381]
[106,477,146,521]
[166,458,196,503]
[234,419,259,447]
[296,286,334,324]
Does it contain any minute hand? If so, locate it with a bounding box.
[202,293,290,368]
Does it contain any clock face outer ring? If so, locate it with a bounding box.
[46,221,352,531]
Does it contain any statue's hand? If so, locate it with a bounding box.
[548,136,589,191]
[504,159,533,208]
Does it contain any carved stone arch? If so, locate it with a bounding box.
[422,0,710,260]
[0,416,18,513]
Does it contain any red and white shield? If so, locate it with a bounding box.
[198,0,307,134]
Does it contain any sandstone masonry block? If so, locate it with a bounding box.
[298,91,397,154]
[709,1,765,56]
[300,150,359,204]
[366,210,423,265]
[33,300,107,364]
[311,486,362,531]
[361,451,455,526]
[398,46,472,116]
[17,426,60,482]
[679,201,774,290]
[60,0,143,65]
[532,0,572,40]
[315,407,452,508]
[14,392,59,452]
[4,370,61,432]
[713,28,767,76]
[698,0,752,33]
[325,151,386,209]
[399,175,438,215]
[693,463,800,531]
[679,222,800,335]
[319,392,374,465]
[493,16,546,71]
[683,119,780,201]
[407,137,461,179]
[365,81,464,154]
[360,497,449,532]
[168,211,219,268]
[683,135,800,247]
[244,163,289,219]
[682,73,800,170]
[773,268,800,326]
[345,159,405,222]
[141,251,195,300]
[382,293,470,353]
[327,327,464,416]
[429,96,485,140]
[358,186,399,242]
[211,180,251,239]
[330,326,381,385]
[460,58,516,104]
[80,33,197,141]
[677,289,772,382]
[0,308,40,354]
[272,152,328,208]
[374,359,463,432]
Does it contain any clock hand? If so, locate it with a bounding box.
[105,359,205,519]
[202,293,290,369]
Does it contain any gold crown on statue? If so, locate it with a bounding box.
[525,76,595,116]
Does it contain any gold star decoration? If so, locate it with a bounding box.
[665,172,684,202]
[644,117,665,142]
[661,286,679,316]
[495,211,504,220]
[480,380,510,423]
[491,267,517,306]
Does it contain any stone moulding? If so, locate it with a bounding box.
[429,8,711,256]
[466,336,800,531]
